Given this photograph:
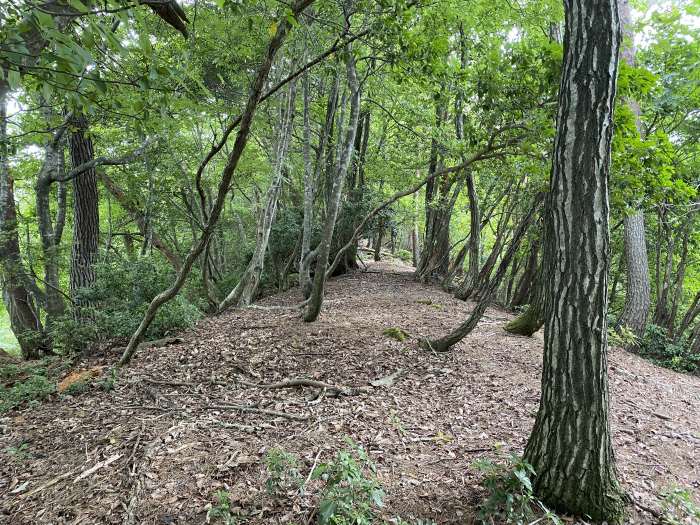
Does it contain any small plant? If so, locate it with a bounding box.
[207,489,237,524]
[383,327,408,342]
[472,455,561,525]
[609,325,640,348]
[5,442,31,461]
[415,299,433,305]
[312,441,384,525]
[264,447,303,496]
[0,374,55,413]
[97,368,119,392]
[660,487,700,525]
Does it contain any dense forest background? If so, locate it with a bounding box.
[1,0,699,522]
[2,0,698,369]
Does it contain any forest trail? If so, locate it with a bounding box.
[1,260,699,524]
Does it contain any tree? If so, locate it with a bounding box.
[523,0,625,520]
[614,0,651,341]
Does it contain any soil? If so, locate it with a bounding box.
[1,260,698,524]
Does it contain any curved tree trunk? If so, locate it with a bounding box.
[523,0,625,520]
[0,84,46,358]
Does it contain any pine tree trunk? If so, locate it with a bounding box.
[68,114,99,321]
[615,0,651,340]
[524,0,624,519]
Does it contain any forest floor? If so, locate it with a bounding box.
[1,259,699,524]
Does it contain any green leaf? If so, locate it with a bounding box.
[318,500,337,525]
[7,69,20,90]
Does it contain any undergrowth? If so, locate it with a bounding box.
[472,455,562,525]
[0,358,65,413]
[660,487,700,525]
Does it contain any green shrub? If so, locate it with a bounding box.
[50,258,202,354]
[312,441,384,525]
[639,324,700,373]
[472,455,561,524]
[395,249,412,263]
[265,447,303,496]
[0,373,55,413]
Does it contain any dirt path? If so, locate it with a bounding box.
[1,261,699,524]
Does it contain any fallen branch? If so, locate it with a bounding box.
[204,403,308,421]
[237,377,363,397]
[74,454,122,483]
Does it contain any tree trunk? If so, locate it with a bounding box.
[300,70,339,297]
[0,84,46,358]
[119,0,314,366]
[35,125,67,327]
[653,220,674,328]
[511,238,539,307]
[615,0,651,340]
[68,114,99,321]
[667,223,690,337]
[304,51,360,322]
[219,79,297,310]
[99,172,182,272]
[373,217,385,261]
[524,0,624,519]
[421,194,541,352]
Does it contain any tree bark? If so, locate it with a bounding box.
[218,79,297,310]
[524,0,625,519]
[303,50,360,322]
[0,84,46,358]
[615,0,651,340]
[68,114,99,321]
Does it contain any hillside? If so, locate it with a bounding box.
[1,261,699,524]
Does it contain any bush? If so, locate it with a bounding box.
[472,455,561,524]
[639,324,700,373]
[312,441,385,525]
[50,258,202,354]
[0,365,56,413]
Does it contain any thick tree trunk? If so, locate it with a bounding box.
[68,115,99,320]
[304,51,360,322]
[219,80,297,310]
[615,0,651,340]
[524,0,625,520]
[0,85,46,358]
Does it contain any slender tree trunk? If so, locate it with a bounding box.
[119,0,314,365]
[68,114,99,321]
[373,217,385,261]
[219,79,297,310]
[511,238,538,307]
[653,222,674,328]
[676,290,700,342]
[615,0,651,340]
[300,70,339,297]
[99,172,182,272]
[35,126,67,326]
[421,195,541,352]
[524,0,625,519]
[667,224,690,337]
[304,51,360,322]
[0,84,46,358]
